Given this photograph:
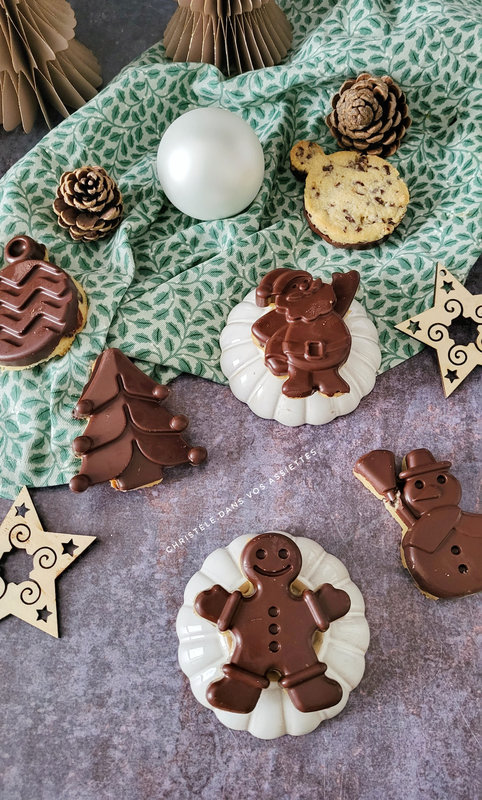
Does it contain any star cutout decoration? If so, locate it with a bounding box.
[396,263,482,397]
[0,487,96,637]
[36,606,52,623]
[62,539,78,557]
[15,503,28,518]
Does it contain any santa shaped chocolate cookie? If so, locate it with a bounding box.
[252,268,359,398]
[354,448,482,599]
[177,532,369,739]
[220,267,381,426]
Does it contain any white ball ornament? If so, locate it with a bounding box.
[156,107,265,220]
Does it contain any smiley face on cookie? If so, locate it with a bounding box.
[241,532,302,585]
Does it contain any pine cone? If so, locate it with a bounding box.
[326,73,411,158]
[53,166,123,242]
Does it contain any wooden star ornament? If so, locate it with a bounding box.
[0,488,95,637]
[396,263,482,397]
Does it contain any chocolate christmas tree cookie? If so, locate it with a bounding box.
[0,236,87,369]
[354,448,482,599]
[177,531,369,739]
[70,348,207,493]
[290,141,409,248]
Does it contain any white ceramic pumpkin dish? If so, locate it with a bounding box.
[177,532,369,739]
[219,287,381,427]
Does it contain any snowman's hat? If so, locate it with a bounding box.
[399,448,451,480]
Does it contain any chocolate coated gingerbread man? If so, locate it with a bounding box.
[251,268,360,398]
[195,532,351,714]
[355,448,482,598]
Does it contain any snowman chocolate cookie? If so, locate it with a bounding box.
[354,448,482,599]
[177,531,369,739]
[290,141,409,248]
[220,267,381,426]
[0,236,87,369]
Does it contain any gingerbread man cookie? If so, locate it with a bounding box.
[195,532,350,713]
[177,532,369,738]
[354,448,482,599]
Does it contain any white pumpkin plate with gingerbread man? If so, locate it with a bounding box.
[177,531,369,739]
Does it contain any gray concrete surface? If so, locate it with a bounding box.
[0,3,480,799]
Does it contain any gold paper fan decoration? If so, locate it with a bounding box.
[0,0,102,133]
[163,0,292,76]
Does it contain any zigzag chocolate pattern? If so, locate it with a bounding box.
[70,348,207,492]
[0,259,80,367]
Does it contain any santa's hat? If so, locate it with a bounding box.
[399,449,451,480]
[256,268,313,307]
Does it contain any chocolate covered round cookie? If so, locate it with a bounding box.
[290,141,409,248]
[0,236,87,369]
[177,531,369,739]
[220,267,381,426]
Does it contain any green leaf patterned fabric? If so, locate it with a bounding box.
[0,0,480,497]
